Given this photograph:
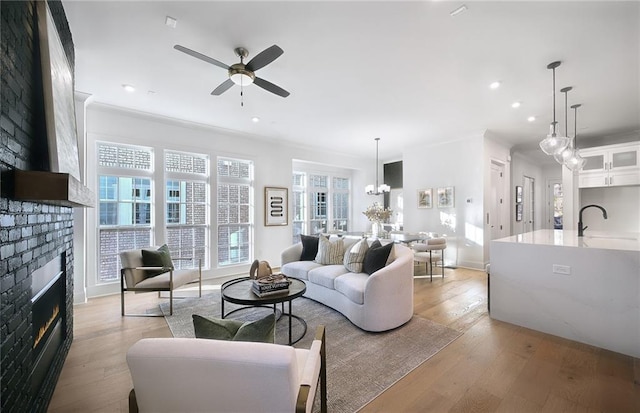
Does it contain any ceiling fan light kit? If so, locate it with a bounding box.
[539,61,570,156]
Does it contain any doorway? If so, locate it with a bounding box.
[522,176,535,233]
[489,161,506,241]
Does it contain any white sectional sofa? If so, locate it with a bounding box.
[280,238,414,332]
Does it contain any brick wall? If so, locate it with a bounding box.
[1,1,75,411]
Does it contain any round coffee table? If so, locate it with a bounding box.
[220,277,307,345]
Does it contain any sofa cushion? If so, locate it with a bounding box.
[315,236,345,265]
[308,265,350,289]
[343,238,369,273]
[334,272,369,304]
[281,261,323,281]
[363,241,394,275]
[141,244,174,277]
[300,235,320,261]
[192,313,275,343]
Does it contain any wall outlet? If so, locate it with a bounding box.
[552,264,571,275]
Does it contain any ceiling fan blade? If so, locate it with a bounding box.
[174,45,229,70]
[253,77,290,98]
[245,45,284,72]
[211,79,234,95]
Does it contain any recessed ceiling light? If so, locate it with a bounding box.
[511,101,521,108]
[527,116,536,122]
[450,4,468,17]
[165,16,177,28]
[251,117,260,123]
[122,84,135,93]
[489,81,501,90]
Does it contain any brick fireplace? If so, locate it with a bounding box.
[1,1,77,412]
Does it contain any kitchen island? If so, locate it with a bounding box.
[490,229,640,358]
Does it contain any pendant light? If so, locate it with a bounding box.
[539,61,570,155]
[365,138,390,195]
[565,104,586,171]
[554,86,575,164]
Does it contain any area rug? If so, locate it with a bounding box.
[160,293,461,412]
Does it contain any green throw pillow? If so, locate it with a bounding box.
[192,313,276,343]
[141,244,174,277]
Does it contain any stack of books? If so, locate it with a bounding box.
[251,274,290,297]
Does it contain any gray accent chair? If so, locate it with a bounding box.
[119,247,202,316]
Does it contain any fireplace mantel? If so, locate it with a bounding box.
[10,170,95,208]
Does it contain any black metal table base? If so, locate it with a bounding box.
[221,301,307,345]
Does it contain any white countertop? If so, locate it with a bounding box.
[493,229,640,252]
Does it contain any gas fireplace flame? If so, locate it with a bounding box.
[33,304,59,349]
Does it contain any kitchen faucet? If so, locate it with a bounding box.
[578,204,608,237]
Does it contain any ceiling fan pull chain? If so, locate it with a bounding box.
[240,83,244,107]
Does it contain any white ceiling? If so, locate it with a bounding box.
[63,1,640,162]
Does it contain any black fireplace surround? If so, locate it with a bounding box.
[1,1,76,412]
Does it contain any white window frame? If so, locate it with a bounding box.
[216,157,254,267]
[164,150,210,270]
[96,142,154,285]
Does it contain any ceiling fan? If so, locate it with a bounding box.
[174,44,290,98]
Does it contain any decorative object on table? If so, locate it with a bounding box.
[249,259,273,279]
[363,202,392,238]
[249,259,289,295]
[417,188,433,209]
[251,274,291,297]
[437,187,455,208]
[264,186,288,226]
[365,138,391,195]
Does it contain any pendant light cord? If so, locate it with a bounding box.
[375,138,380,189]
[552,66,556,136]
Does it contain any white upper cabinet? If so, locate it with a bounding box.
[578,142,640,188]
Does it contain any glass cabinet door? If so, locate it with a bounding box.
[611,149,638,169]
[581,153,605,171]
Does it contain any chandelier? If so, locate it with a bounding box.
[365,138,390,195]
[539,61,570,156]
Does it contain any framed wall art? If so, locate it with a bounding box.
[417,188,432,208]
[516,203,523,222]
[264,187,288,226]
[37,1,81,180]
[516,186,523,203]
[437,186,455,208]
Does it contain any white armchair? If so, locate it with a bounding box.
[119,246,201,316]
[126,326,327,413]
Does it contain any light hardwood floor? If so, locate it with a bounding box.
[49,266,639,412]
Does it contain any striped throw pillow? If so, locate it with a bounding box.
[343,238,369,273]
[315,237,345,265]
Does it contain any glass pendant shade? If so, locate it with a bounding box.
[539,124,570,155]
[554,143,574,164]
[565,150,586,171]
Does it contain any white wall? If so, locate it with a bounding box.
[580,186,640,233]
[82,104,374,297]
[403,134,486,269]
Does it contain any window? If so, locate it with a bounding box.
[217,157,253,266]
[97,143,153,284]
[165,150,209,269]
[292,170,350,242]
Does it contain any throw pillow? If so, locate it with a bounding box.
[300,235,320,261]
[141,244,174,277]
[363,241,394,275]
[192,313,276,343]
[315,236,345,265]
[343,238,369,273]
